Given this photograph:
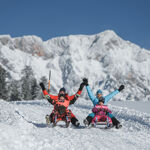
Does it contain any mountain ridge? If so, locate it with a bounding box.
[0,30,150,101]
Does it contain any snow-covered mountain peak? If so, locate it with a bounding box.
[0,30,150,101]
[96,30,121,40]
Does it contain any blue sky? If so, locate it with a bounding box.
[0,0,150,49]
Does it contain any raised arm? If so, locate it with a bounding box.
[83,78,98,105]
[104,85,125,104]
[39,83,56,105]
[104,90,119,104]
[69,82,85,105]
[86,85,96,102]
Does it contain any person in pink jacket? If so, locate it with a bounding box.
[91,97,113,126]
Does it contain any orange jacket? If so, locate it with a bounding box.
[43,90,81,102]
[42,87,83,111]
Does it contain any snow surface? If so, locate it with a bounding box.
[110,101,150,114]
[0,98,150,150]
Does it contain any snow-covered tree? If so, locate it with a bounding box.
[0,65,8,100]
[21,65,34,100]
[31,78,40,100]
[9,80,21,101]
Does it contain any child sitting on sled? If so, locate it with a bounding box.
[39,81,85,127]
[83,78,124,129]
[91,97,112,127]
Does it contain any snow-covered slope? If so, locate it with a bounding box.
[0,99,150,150]
[0,30,150,101]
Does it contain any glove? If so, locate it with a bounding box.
[83,78,88,86]
[118,85,124,92]
[39,82,46,90]
[79,83,85,91]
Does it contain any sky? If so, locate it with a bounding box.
[0,0,150,50]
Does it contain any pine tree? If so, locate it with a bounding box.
[21,65,34,100]
[10,80,21,101]
[0,65,8,100]
[31,78,40,100]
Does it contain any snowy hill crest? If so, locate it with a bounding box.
[0,30,150,101]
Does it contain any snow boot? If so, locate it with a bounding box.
[65,121,71,128]
[83,116,93,126]
[91,123,96,127]
[111,117,122,129]
[116,123,122,129]
[71,117,80,127]
[83,119,89,126]
[45,115,50,125]
[74,120,80,127]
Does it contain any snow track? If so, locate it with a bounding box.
[0,99,150,150]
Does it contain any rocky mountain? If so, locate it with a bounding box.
[0,30,150,101]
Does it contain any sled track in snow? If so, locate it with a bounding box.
[0,100,150,150]
[109,105,150,130]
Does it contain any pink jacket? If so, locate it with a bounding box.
[92,104,112,116]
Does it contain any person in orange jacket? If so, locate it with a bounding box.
[40,81,85,127]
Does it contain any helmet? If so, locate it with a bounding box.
[59,87,66,93]
[96,89,103,95]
